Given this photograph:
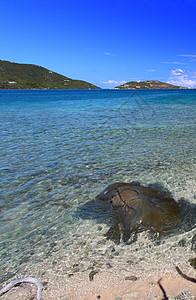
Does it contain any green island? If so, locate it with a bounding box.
[0,60,100,90]
[115,80,186,89]
[0,60,188,90]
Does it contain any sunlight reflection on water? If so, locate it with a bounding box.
[0,89,195,283]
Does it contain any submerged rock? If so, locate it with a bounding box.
[95,182,191,242]
[189,257,196,269]
[191,234,196,252]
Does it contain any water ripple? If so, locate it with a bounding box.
[0,89,195,283]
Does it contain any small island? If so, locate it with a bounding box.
[115,80,186,89]
[0,60,100,90]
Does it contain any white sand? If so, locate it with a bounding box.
[1,265,196,299]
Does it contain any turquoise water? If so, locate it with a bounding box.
[0,89,196,283]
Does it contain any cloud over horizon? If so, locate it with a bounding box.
[178,54,196,58]
[177,54,196,63]
[101,79,126,85]
[100,80,126,87]
[168,69,196,88]
[161,61,186,65]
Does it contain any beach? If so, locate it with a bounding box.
[0,89,195,299]
[38,270,196,300]
[1,265,196,299]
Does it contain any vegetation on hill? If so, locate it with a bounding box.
[115,80,185,89]
[0,60,100,89]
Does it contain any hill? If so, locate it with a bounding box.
[0,60,100,89]
[115,80,185,89]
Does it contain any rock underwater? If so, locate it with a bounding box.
[95,182,193,243]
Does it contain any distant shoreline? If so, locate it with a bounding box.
[1,87,196,91]
[1,60,193,90]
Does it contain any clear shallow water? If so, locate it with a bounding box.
[0,89,196,283]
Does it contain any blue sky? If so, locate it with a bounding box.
[1,0,196,88]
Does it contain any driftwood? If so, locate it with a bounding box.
[175,266,196,283]
[158,266,196,300]
[157,278,169,300]
[0,277,43,300]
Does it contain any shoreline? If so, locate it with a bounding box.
[1,265,196,299]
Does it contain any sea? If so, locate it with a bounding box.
[0,89,195,284]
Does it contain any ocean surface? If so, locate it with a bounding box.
[0,89,196,284]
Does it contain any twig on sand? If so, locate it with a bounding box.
[0,277,44,300]
[157,278,169,300]
[175,266,196,283]
[89,270,99,281]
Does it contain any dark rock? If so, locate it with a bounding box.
[106,262,112,268]
[105,224,121,243]
[125,276,137,281]
[95,182,192,242]
[126,260,134,265]
[191,235,196,252]
[178,239,186,247]
[89,270,99,281]
[109,246,116,252]
[189,257,196,269]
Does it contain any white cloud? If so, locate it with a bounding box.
[146,69,156,72]
[171,69,184,75]
[167,69,196,88]
[161,61,185,65]
[103,52,115,56]
[178,54,196,58]
[101,80,126,85]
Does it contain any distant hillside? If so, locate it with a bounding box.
[0,60,100,89]
[115,80,186,89]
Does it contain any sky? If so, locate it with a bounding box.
[1,0,196,88]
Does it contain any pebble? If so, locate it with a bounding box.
[125,276,137,281]
[89,270,99,281]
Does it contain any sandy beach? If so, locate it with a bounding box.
[43,268,196,300]
[1,264,196,300]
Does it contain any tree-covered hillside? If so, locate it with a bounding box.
[0,60,100,89]
[115,80,185,89]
